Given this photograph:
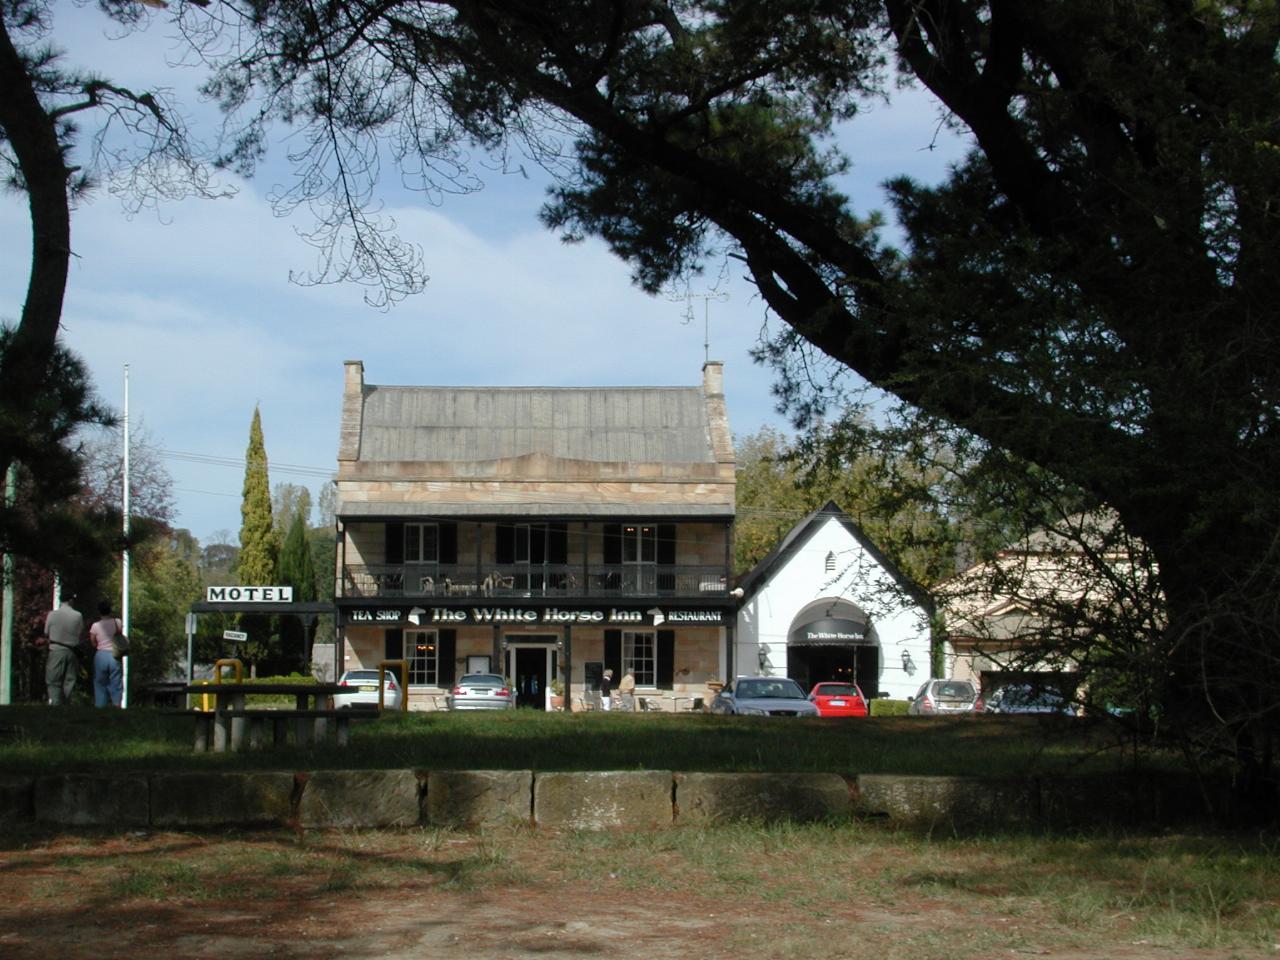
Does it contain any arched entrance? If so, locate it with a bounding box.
[784,598,881,697]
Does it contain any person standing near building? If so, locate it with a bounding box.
[618,669,636,712]
[600,668,614,711]
[89,600,125,708]
[44,594,85,705]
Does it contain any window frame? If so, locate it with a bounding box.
[406,629,439,686]
[622,629,657,687]
[404,522,439,565]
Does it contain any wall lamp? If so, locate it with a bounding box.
[757,646,770,672]
[901,650,917,675]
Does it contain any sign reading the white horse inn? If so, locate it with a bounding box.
[205,586,294,603]
[347,606,723,626]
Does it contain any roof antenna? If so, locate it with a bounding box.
[673,289,729,364]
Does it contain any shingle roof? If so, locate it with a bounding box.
[355,385,715,464]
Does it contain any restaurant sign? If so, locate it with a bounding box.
[348,606,723,626]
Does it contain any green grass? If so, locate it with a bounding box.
[0,703,1177,777]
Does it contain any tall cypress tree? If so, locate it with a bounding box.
[238,407,276,583]
[277,508,318,672]
[237,407,276,672]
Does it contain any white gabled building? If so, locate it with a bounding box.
[733,502,934,700]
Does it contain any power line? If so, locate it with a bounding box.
[160,448,336,480]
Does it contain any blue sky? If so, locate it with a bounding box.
[0,5,970,545]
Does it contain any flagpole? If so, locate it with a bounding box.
[121,364,130,709]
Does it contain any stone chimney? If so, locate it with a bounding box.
[701,361,734,484]
[702,359,724,398]
[338,360,365,464]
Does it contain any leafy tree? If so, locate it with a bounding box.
[101,530,202,685]
[236,407,276,672]
[734,424,961,586]
[1,2,214,570]
[276,508,317,671]
[189,1,1280,802]
[0,326,113,578]
[271,482,311,545]
[237,408,275,584]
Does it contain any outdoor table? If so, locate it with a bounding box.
[180,682,346,752]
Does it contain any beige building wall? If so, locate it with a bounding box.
[343,624,723,711]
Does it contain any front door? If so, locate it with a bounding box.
[506,637,559,709]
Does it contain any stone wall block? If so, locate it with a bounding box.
[675,772,854,824]
[0,776,34,822]
[425,770,532,828]
[534,771,672,830]
[35,774,150,827]
[150,772,294,827]
[298,770,423,828]
[856,774,1037,829]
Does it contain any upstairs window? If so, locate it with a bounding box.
[622,524,657,564]
[405,523,439,564]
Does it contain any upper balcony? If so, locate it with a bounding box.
[341,562,730,601]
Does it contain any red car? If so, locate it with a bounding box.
[807,682,869,717]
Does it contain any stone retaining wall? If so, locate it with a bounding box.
[0,770,1215,831]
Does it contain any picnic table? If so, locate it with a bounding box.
[177,682,374,752]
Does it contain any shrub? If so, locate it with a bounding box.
[870,698,910,717]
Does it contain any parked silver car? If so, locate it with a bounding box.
[710,676,820,717]
[907,679,979,716]
[446,673,516,711]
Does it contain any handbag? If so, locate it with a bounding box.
[110,619,129,660]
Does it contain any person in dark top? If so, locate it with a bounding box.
[600,668,614,711]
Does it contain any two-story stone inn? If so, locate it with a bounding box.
[334,360,739,710]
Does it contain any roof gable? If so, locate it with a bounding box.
[737,501,933,612]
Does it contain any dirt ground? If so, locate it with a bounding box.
[0,828,1273,960]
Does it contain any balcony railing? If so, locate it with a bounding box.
[342,563,730,600]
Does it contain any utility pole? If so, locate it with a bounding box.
[121,365,131,709]
[0,463,15,704]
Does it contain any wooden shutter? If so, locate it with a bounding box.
[438,629,457,687]
[548,523,568,564]
[385,628,404,661]
[439,521,458,564]
[656,630,675,689]
[604,629,622,682]
[385,522,404,564]
[603,523,622,564]
[496,524,515,564]
[657,524,676,565]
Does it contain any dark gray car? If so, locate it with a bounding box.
[984,682,1078,716]
[710,676,820,717]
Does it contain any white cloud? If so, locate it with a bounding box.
[3,5,970,543]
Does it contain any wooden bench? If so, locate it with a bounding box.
[168,707,379,752]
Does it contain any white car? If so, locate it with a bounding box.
[332,669,403,710]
